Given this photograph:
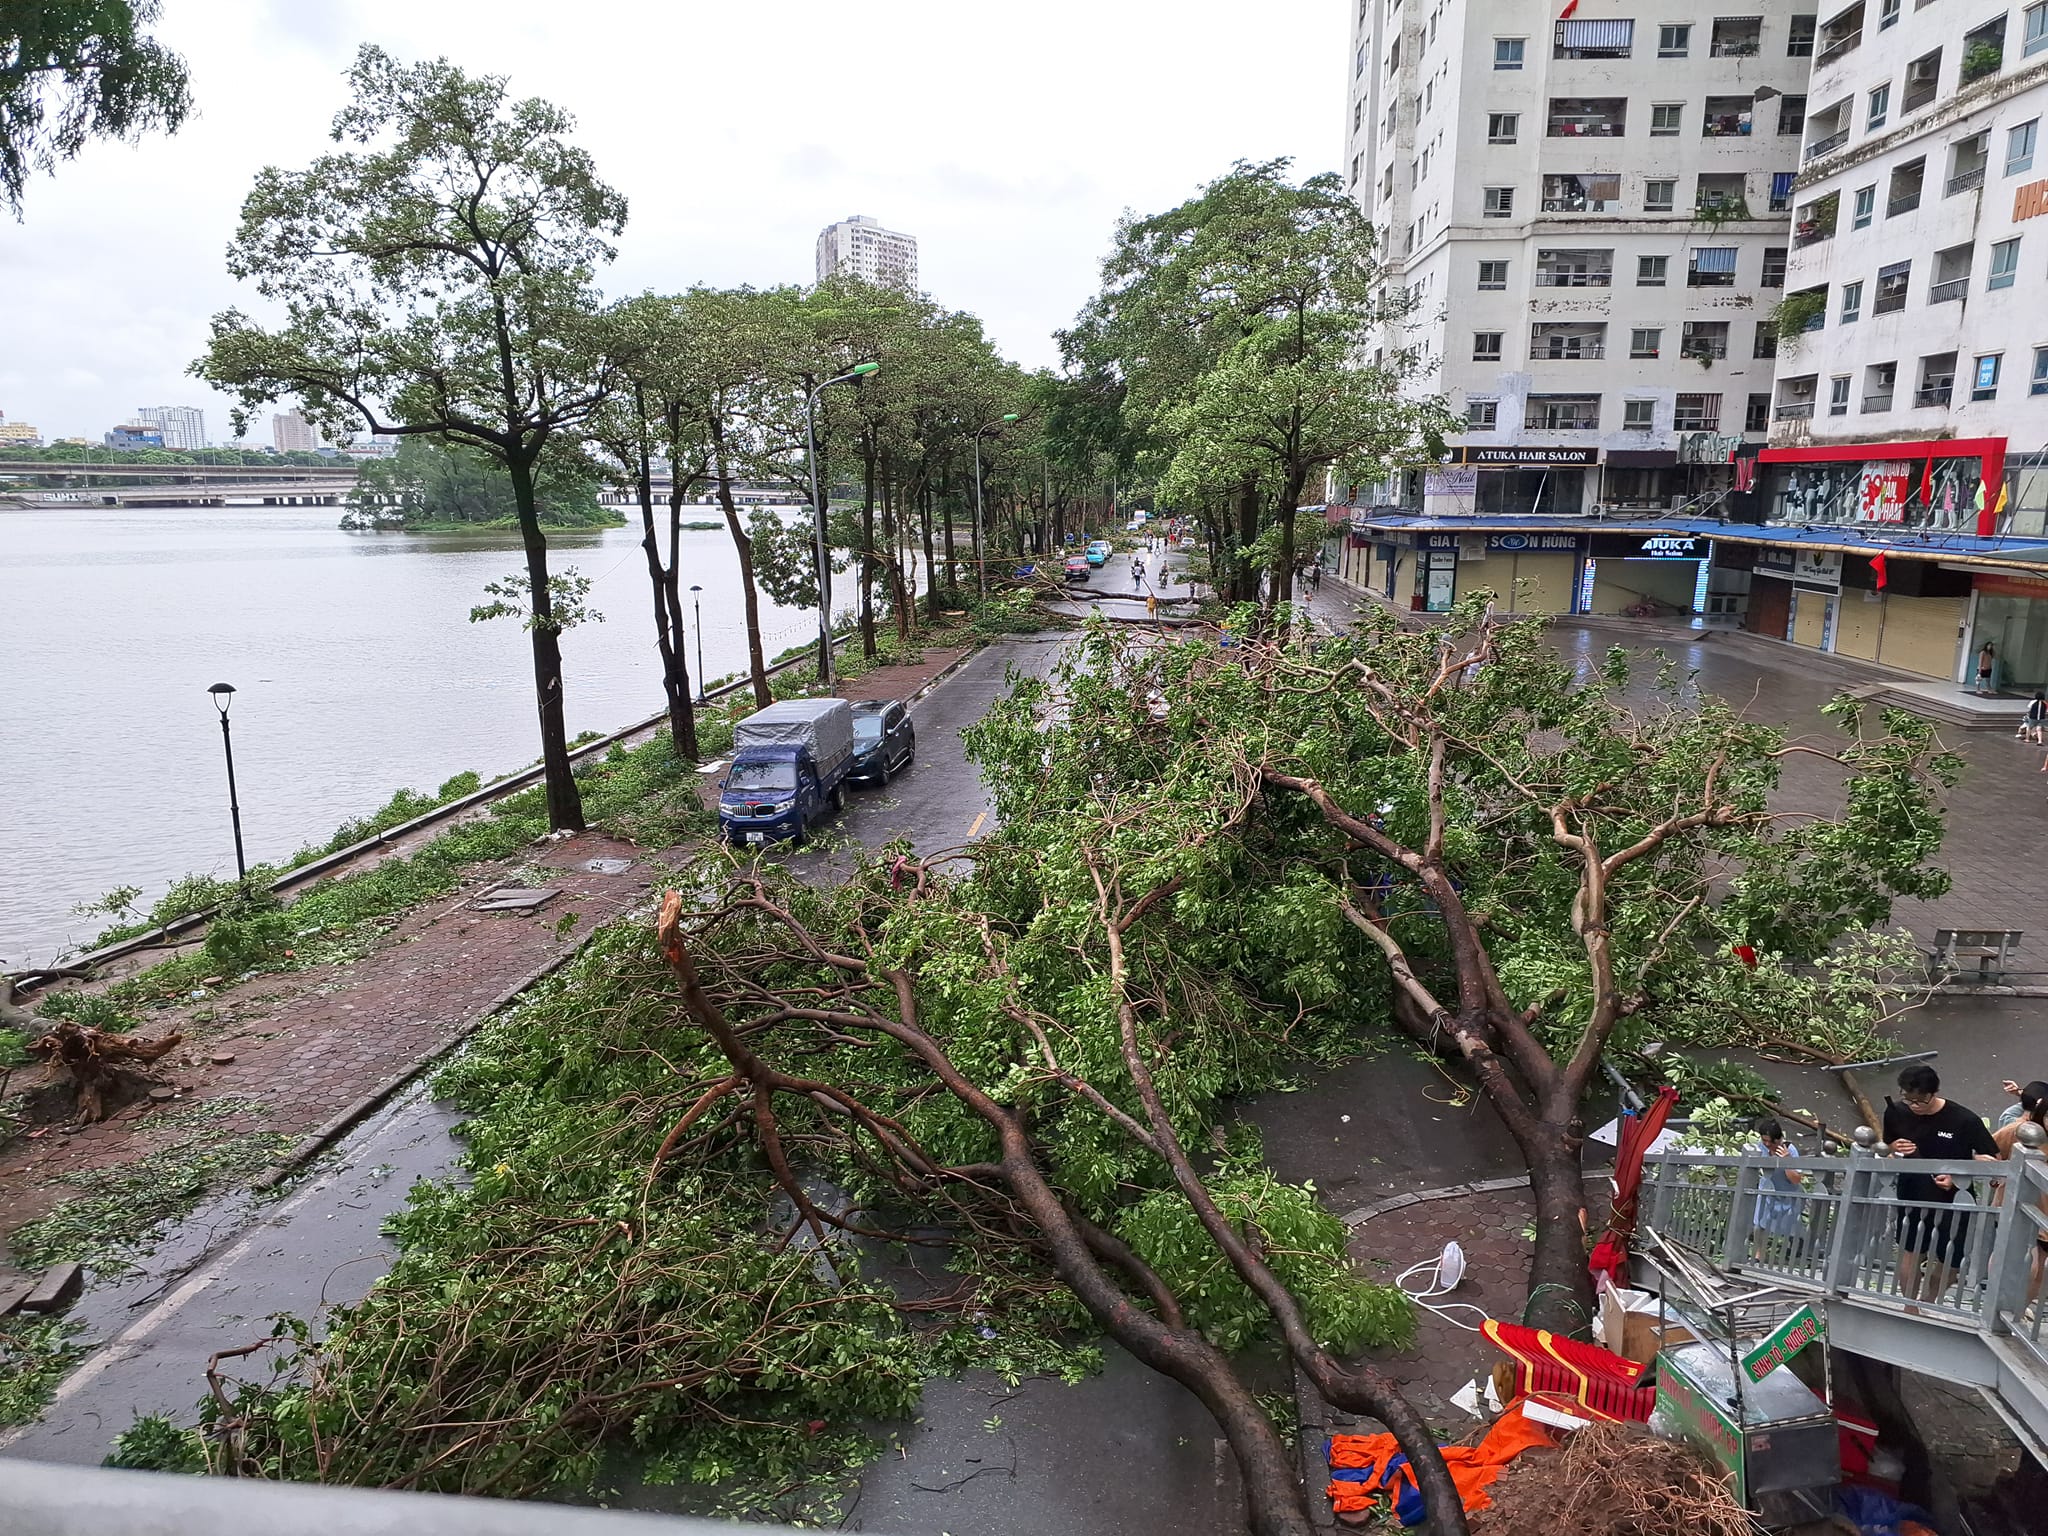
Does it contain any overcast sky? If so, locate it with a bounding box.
[1,0,1345,443]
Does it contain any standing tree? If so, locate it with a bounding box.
[197,46,626,832]
[1,0,191,214]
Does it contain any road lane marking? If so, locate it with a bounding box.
[967,811,986,839]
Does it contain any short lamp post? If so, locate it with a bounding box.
[689,584,707,703]
[804,360,880,685]
[972,413,1020,599]
[207,682,247,882]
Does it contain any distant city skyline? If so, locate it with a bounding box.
[137,405,207,451]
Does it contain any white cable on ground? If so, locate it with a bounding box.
[1395,1241,1493,1332]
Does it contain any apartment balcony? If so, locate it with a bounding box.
[1548,99,1628,137]
[1775,401,1819,420]
[1887,190,1922,216]
[1817,29,1863,63]
[1930,277,1970,303]
[1914,382,1954,407]
[1533,270,1613,288]
[1806,128,1850,161]
[1947,166,1987,195]
[1861,393,1894,413]
[1533,343,1605,359]
[1793,219,1836,248]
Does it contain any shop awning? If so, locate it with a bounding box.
[1558,18,1634,47]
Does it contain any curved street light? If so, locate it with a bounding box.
[207,683,247,881]
[805,361,880,684]
[972,413,1021,599]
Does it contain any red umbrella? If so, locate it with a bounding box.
[1587,1084,1680,1286]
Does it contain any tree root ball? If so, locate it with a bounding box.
[27,1022,186,1124]
[1470,1420,1753,1536]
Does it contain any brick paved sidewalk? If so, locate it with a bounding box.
[0,644,974,1284]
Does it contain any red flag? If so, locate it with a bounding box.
[1920,457,1935,506]
[1871,553,1888,590]
[1733,943,1758,968]
[1560,0,1579,14]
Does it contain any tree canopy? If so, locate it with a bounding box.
[0,0,190,214]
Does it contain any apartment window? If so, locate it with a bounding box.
[1988,237,2021,289]
[1746,393,1772,432]
[1477,259,1510,289]
[1903,49,1940,113]
[1543,172,1622,211]
[1688,246,1739,286]
[1973,354,2003,401]
[1466,398,1500,429]
[1761,246,1788,286]
[2033,347,2048,395]
[1866,84,1889,131]
[1525,394,1601,430]
[1645,179,1677,212]
[1851,184,1876,227]
[2029,2,2048,57]
[1425,79,1435,112]
[1755,322,1780,358]
[1659,23,1692,55]
[1683,320,1731,360]
[1874,260,1910,313]
[1711,17,1763,55]
[1887,157,1925,215]
[1651,103,1685,135]
[1780,96,1807,135]
[1789,14,1818,53]
[1948,132,1990,194]
[1489,112,1520,143]
[1931,243,1974,302]
[1638,254,1669,285]
[1350,154,1362,186]
[1483,186,1515,217]
[1474,331,1504,360]
[1623,399,1656,430]
[1770,170,1797,211]
[1840,279,1863,321]
[1630,327,1663,357]
[1879,0,1899,29]
[2009,120,2039,175]
[1495,37,1526,68]
[1674,393,1723,430]
[1864,361,1897,411]
[1534,248,1614,286]
[1829,376,1853,415]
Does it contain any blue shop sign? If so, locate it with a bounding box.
[1487,532,1586,553]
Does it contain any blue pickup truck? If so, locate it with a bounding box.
[718,698,856,847]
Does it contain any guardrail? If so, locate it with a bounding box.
[0,1457,745,1536]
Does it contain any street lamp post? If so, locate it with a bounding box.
[207,683,247,882]
[804,361,880,685]
[971,413,1020,599]
[689,584,707,703]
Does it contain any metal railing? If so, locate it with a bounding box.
[1644,1143,2048,1347]
[1818,30,1863,62]
[1533,270,1613,287]
[1862,393,1895,412]
[1930,276,1971,303]
[1916,382,1956,407]
[1949,166,1988,194]
[1794,224,1836,248]
[1807,127,1850,160]
[1535,343,1607,359]
[1888,189,1924,216]
[1775,401,1819,419]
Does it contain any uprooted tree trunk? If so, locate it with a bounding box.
[25,1017,185,1123]
[651,889,1469,1536]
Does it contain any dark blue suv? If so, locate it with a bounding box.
[848,699,915,785]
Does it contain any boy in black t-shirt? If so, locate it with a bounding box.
[1882,1063,1999,1302]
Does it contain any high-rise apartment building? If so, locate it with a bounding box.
[272,411,321,453]
[1345,1,1816,536]
[0,413,40,449]
[815,215,919,289]
[104,423,165,450]
[136,405,206,451]
[1764,1,2047,525]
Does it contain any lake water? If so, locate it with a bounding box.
[0,506,843,965]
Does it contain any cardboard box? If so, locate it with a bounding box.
[1601,1285,1698,1367]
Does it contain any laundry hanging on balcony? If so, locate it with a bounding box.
[1558,18,1634,47]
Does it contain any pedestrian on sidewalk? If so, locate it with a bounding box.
[1883,1063,2000,1303]
[1750,1117,1808,1261]
[1993,1084,2048,1315]
[1977,641,1999,695]
[2021,691,2047,745]
[1307,560,1323,596]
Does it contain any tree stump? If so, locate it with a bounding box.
[27,1021,185,1123]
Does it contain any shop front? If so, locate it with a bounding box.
[1758,438,2006,535]
[1967,570,2048,691]
[1482,531,1588,614]
[1740,544,1970,679]
[1586,532,1709,617]
[1430,446,1599,519]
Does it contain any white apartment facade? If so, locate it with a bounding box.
[272,411,320,453]
[815,215,919,290]
[1766,0,2048,536]
[1345,0,1818,535]
[137,405,205,451]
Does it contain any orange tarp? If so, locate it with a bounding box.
[1325,1405,1557,1521]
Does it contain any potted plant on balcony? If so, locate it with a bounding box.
[1962,40,2003,82]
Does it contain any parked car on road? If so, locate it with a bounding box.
[1064,555,1091,583]
[848,699,916,785]
[1085,540,1113,567]
[719,698,854,846]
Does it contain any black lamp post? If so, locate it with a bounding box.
[207,682,247,882]
[689,584,707,703]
